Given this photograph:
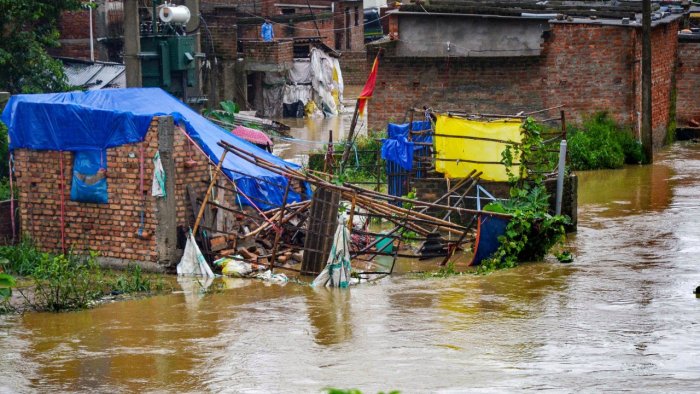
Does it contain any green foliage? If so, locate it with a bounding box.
[556,250,574,263]
[325,389,400,394]
[109,264,152,294]
[0,241,171,312]
[30,251,106,312]
[0,0,83,93]
[0,272,15,299]
[0,272,15,313]
[480,117,570,273]
[568,112,644,170]
[309,133,385,184]
[416,261,464,279]
[0,121,8,178]
[0,238,44,276]
[203,100,240,125]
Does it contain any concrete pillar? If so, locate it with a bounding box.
[124,0,142,87]
[155,116,180,268]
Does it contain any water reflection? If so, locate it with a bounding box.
[305,288,353,345]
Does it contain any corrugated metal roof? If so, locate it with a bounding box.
[61,58,126,90]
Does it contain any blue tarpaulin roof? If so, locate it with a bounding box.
[1,88,308,210]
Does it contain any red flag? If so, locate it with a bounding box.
[357,54,380,116]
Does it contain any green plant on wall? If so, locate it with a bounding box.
[479,117,570,273]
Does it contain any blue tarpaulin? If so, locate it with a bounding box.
[383,121,432,203]
[1,88,309,210]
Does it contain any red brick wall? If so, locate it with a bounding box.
[543,24,637,126]
[243,40,294,64]
[368,55,547,129]
[648,21,679,147]
[339,50,368,85]
[13,118,213,265]
[677,40,700,127]
[369,19,681,150]
[204,7,238,60]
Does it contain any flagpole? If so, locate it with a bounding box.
[339,99,361,170]
[339,48,382,172]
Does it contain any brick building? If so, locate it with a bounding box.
[676,34,700,127]
[368,2,684,149]
[6,88,301,270]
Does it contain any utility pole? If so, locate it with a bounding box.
[641,0,653,163]
[124,0,142,87]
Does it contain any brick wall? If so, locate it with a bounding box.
[368,18,681,149]
[543,24,637,126]
[204,7,238,60]
[13,118,213,267]
[368,54,547,129]
[339,50,367,85]
[242,40,294,64]
[677,40,700,127]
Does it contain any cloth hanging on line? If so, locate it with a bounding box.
[434,115,523,181]
[151,152,166,197]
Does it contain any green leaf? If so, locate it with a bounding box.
[0,273,16,288]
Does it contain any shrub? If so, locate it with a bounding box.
[30,251,106,312]
[568,112,644,170]
[0,238,45,276]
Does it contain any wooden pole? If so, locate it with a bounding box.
[269,179,291,272]
[641,0,654,163]
[340,100,361,170]
[192,151,228,235]
[347,193,357,232]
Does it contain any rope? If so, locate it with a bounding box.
[138,142,146,237]
[59,152,66,254]
[8,154,15,241]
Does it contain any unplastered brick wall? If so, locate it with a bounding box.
[676,40,700,126]
[367,54,547,129]
[243,40,294,64]
[13,117,218,267]
[339,50,368,85]
[368,18,680,149]
[13,120,161,263]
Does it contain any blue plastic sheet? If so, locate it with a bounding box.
[383,121,433,205]
[71,150,108,204]
[471,214,510,266]
[381,138,414,171]
[2,88,310,210]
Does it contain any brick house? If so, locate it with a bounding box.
[368,2,684,149]
[4,88,303,271]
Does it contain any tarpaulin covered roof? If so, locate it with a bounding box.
[1,88,308,209]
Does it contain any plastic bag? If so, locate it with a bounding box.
[71,150,108,204]
[177,231,215,277]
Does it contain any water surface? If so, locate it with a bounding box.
[1,143,700,392]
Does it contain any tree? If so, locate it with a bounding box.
[0,0,83,93]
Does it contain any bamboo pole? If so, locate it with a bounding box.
[193,151,228,235]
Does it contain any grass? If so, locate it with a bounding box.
[568,112,645,170]
[0,241,172,313]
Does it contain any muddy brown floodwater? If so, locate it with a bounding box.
[2,142,700,393]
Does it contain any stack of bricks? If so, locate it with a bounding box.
[242,40,294,64]
[676,39,700,127]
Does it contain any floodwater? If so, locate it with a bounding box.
[273,86,369,165]
[2,142,700,393]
